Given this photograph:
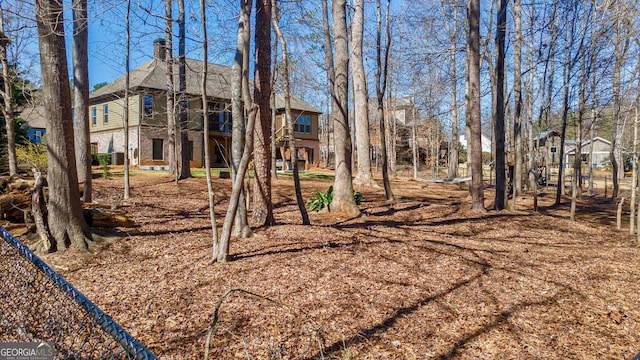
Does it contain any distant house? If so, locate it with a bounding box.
[459,134,492,153]
[564,136,612,168]
[88,39,321,168]
[19,105,46,144]
[533,129,562,166]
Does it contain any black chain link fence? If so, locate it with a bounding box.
[0,226,156,359]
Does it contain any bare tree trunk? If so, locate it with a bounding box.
[272,0,309,225]
[213,0,258,263]
[252,0,274,226]
[556,3,583,206]
[231,0,252,238]
[446,4,459,180]
[123,0,131,200]
[31,170,52,253]
[0,8,16,176]
[494,0,507,210]
[571,83,585,221]
[636,104,640,242]
[165,0,177,176]
[412,104,418,179]
[214,109,257,262]
[467,0,484,211]
[271,35,278,180]
[321,0,335,170]
[376,0,394,201]
[177,0,191,180]
[72,0,91,202]
[329,0,359,217]
[35,0,93,252]
[610,9,629,200]
[200,0,218,257]
[351,0,376,188]
[513,0,523,198]
[631,105,637,234]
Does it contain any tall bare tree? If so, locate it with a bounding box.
[376,0,394,201]
[512,0,523,199]
[165,0,177,176]
[123,0,131,199]
[252,0,274,227]
[0,7,16,176]
[351,0,376,188]
[177,0,191,180]
[493,0,507,210]
[329,0,359,216]
[321,0,334,170]
[466,0,484,211]
[272,0,309,225]
[231,0,252,238]
[35,0,94,252]
[555,1,584,206]
[71,0,91,202]
[213,0,258,262]
[610,2,630,200]
[200,0,218,255]
[445,2,460,180]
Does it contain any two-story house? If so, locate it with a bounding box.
[88,39,321,169]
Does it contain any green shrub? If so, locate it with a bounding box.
[16,142,48,172]
[353,191,363,205]
[306,185,333,212]
[97,153,111,178]
[306,186,364,212]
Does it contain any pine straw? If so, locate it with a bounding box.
[39,174,640,359]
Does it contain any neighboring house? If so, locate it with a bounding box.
[533,129,562,166]
[459,134,492,153]
[564,136,612,168]
[19,105,46,144]
[88,39,321,168]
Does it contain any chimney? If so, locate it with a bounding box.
[154,38,166,61]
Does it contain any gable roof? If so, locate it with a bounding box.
[533,129,560,141]
[19,104,47,129]
[90,58,234,101]
[90,58,321,114]
[565,136,612,154]
[273,93,321,114]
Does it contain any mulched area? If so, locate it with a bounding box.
[38,172,640,359]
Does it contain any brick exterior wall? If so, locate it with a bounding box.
[138,125,204,168]
[91,128,140,165]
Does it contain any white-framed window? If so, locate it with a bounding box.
[550,146,558,154]
[143,93,153,118]
[103,104,109,124]
[91,107,97,126]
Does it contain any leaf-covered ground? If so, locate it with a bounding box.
[40,171,640,359]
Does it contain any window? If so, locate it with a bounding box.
[90,143,98,155]
[550,146,558,154]
[103,105,109,124]
[208,103,232,133]
[294,115,311,134]
[143,93,153,118]
[91,107,97,126]
[34,130,42,143]
[152,139,164,160]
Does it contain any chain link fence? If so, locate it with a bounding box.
[0,226,156,359]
